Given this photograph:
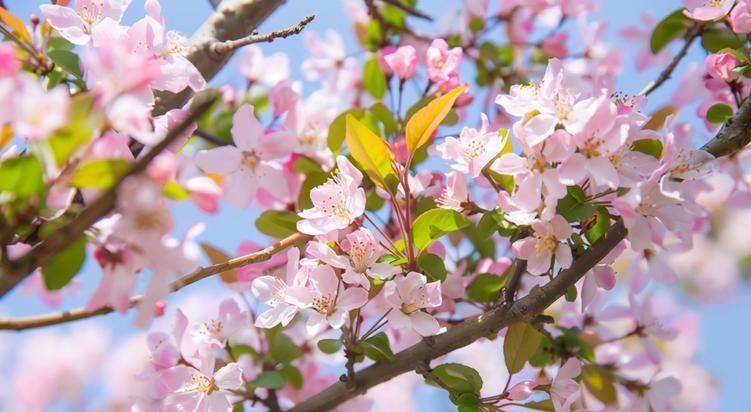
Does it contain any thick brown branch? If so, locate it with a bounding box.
[639,23,704,96]
[0,232,310,331]
[701,95,751,157]
[211,14,315,54]
[0,91,220,298]
[153,0,285,114]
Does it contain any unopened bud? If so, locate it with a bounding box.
[30,14,40,27]
[507,380,536,401]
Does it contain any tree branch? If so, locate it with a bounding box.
[0,91,220,299]
[639,23,704,97]
[153,0,286,115]
[701,95,751,157]
[502,259,526,304]
[211,14,315,54]
[0,232,310,331]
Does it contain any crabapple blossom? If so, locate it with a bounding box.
[40,0,132,45]
[512,215,573,275]
[251,248,314,328]
[730,0,751,33]
[436,113,505,177]
[296,155,366,235]
[300,264,368,330]
[195,104,292,208]
[426,39,462,84]
[706,52,740,82]
[383,272,443,336]
[683,0,734,21]
[383,45,418,80]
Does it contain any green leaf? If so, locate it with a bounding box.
[317,338,343,354]
[42,236,87,290]
[46,37,75,53]
[163,180,189,201]
[328,109,365,153]
[47,49,83,80]
[631,138,664,159]
[269,332,302,364]
[0,156,45,199]
[255,211,300,238]
[280,365,304,390]
[411,209,471,251]
[47,93,99,166]
[556,189,597,222]
[701,28,746,53]
[252,371,285,389]
[361,332,395,361]
[369,103,398,136]
[581,365,617,405]
[405,86,467,153]
[70,159,131,189]
[520,400,555,411]
[466,273,506,302]
[363,57,388,99]
[650,9,689,53]
[585,208,611,244]
[417,252,447,282]
[431,363,483,394]
[454,393,481,411]
[503,323,544,374]
[345,114,398,192]
[706,103,734,124]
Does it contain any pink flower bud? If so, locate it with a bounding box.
[154,300,168,317]
[705,52,739,82]
[730,1,751,34]
[383,45,417,80]
[507,380,536,401]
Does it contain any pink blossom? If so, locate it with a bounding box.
[233,240,287,285]
[511,215,572,275]
[540,31,569,58]
[437,171,469,211]
[307,228,401,288]
[507,380,536,401]
[302,264,368,330]
[297,155,366,235]
[269,80,300,117]
[550,358,582,412]
[384,272,443,336]
[14,76,69,140]
[192,298,248,348]
[0,43,20,77]
[683,0,734,21]
[86,244,142,313]
[426,39,462,84]
[40,0,132,45]
[705,52,739,82]
[383,45,418,80]
[436,113,505,177]
[730,0,751,33]
[302,30,346,80]
[238,45,291,85]
[195,104,292,208]
[167,354,244,412]
[252,248,315,328]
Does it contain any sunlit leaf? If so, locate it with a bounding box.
[405,85,467,153]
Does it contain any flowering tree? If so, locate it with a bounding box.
[1,0,750,410]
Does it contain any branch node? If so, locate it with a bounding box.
[211,14,315,55]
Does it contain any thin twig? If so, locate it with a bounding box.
[212,15,315,54]
[0,232,310,331]
[639,23,704,96]
[502,259,527,304]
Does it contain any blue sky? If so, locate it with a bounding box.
[2,0,751,410]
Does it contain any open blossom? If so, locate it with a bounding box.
[13,76,70,140]
[296,155,366,235]
[238,45,290,85]
[384,272,443,336]
[383,45,417,80]
[192,299,248,348]
[426,39,462,84]
[496,58,595,147]
[437,171,469,211]
[168,354,244,412]
[550,358,582,412]
[618,12,674,71]
[40,0,132,45]
[730,0,751,33]
[307,228,401,288]
[195,104,292,208]
[436,113,504,177]
[252,248,314,328]
[683,0,734,21]
[511,215,572,275]
[301,264,368,330]
[302,30,346,80]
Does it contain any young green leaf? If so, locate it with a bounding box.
[255,211,300,238]
[706,103,734,124]
[411,209,471,251]
[405,85,467,153]
[503,322,544,374]
[70,159,131,189]
[345,114,397,192]
[431,363,483,394]
[581,365,618,405]
[42,236,87,290]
